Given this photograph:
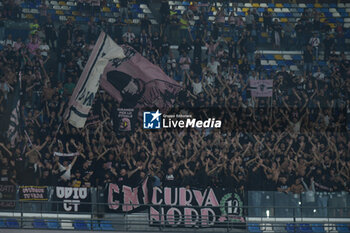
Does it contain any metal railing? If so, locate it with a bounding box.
[0,200,349,232]
[0,187,349,232]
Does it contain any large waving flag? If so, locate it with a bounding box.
[100,45,182,110]
[65,32,125,128]
[7,73,22,147]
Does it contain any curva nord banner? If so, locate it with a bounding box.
[149,187,245,227]
[106,180,245,227]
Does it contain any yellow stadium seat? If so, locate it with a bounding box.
[102,7,111,12]
[261,32,268,37]
[280,18,288,22]
[56,10,64,15]
[320,18,326,22]
[242,8,249,12]
[116,3,120,8]
[268,8,273,12]
[26,14,34,19]
[211,7,216,12]
[58,1,66,6]
[314,3,321,8]
[328,23,336,28]
[72,11,79,16]
[275,55,283,60]
[67,16,75,21]
[252,3,259,7]
[275,3,283,8]
[259,17,263,22]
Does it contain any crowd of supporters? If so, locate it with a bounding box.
[0,1,349,197]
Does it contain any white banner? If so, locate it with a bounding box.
[54,152,79,157]
[64,31,125,128]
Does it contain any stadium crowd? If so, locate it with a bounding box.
[0,1,349,197]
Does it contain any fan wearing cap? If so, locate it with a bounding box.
[106,70,145,108]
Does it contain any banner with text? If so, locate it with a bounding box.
[19,186,48,201]
[149,187,245,228]
[107,177,151,213]
[54,187,91,212]
[0,185,16,209]
[112,108,137,132]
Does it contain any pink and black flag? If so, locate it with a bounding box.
[65,32,125,128]
[100,45,182,110]
[250,80,273,97]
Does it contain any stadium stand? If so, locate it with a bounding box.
[0,0,349,232]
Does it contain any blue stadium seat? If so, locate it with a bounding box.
[311,223,325,233]
[51,15,59,21]
[328,18,336,23]
[6,219,19,228]
[284,3,291,8]
[258,8,264,13]
[76,16,88,22]
[265,54,275,60]
[292,55,302,61]
[100,221,115,231]
[48,9,56,15]
[336,224,350,233]
[300,223,313,233]
[277,60,286,66]
[268,3,275,8]
[264,65,272,71]
[324,12,333,18]
[87,220,102,230]
[21,3,29,8]
[47,220,60,229]
[286,223,299,233]
[321,8,329,13]
[74,220,89,230]
[0,219,6,228]
[329,3,337,8]
[285,60,294,66]
[33,219,48,229]
[318,61,326,66]
[340,12,348,17]
[248,223,262,233]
